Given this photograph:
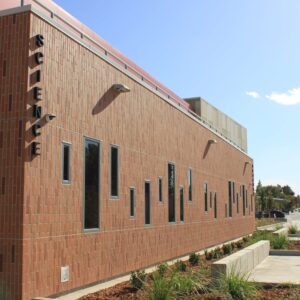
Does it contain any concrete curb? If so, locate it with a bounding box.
[273,227,288,236]
[211,240,270,278]
[270,250,300,256]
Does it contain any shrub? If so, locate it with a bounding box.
[231,242,236,250]
[222,244,233,255]
[175,260,187,272]
[212,247,222,259]
[157,262,168,277]
[288,225,298,235]
[130,269,146,289]
[189,253,199,266]
[145,273,175,300]
[205,250,213,260]
[214,271,258,300]
[242,236,250,243]
[271,235,289,249]
[236,241,243,249]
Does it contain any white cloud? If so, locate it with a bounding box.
[246,91,260,99]
[266,87,300,105]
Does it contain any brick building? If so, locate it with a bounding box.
[0,0,255,299]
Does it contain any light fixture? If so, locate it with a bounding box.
[208,139,217,145]
[45,113,56,122]
[112,83,130,93]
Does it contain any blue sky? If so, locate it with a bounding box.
[54,0,300,195]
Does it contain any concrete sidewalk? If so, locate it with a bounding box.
[249,255,300,284]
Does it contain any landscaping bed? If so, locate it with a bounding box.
[256,218,285,228]
[80,233,300,300]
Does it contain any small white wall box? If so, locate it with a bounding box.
[61,266,70,283]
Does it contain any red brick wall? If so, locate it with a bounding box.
[0,12,30,300]
[1,10,255,300]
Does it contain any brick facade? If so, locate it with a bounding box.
[0,5,255,300]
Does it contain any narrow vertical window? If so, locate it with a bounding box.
[242,185,246,216]
[62,143,71,183]
[130,188,135,218]
[232,182,235,203]
[158,177,163,202]
[84,138,100,229]
[214,192,217,218]
[228,181,232,217]
[188,168,192,201]
[251,194,253,212]
[168,163,176,222]
[145,182,151,225]
[180,186,184,222]
[236,193,239,213]
[225,203,228,218]
[246,189,248,208]
[110,145,119,198]
[210,191,212,208]
[204,182,208,212]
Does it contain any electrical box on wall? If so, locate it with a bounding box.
[61,266,70,283]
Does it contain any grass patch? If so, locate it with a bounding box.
[288,225,298,235]
[256,218,283,228]
[271,235,289,249]
[213,271,258,300]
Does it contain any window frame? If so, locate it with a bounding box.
[168,162,176,223]
[180,185,184,223]
[62,141,71,184]
[83,136,101,232]
[144,180,151,226]
[110,144,120,199]
[158,176,163,203]
[129,187,135,219]
[204,182,208,212]
[188,168,192,202]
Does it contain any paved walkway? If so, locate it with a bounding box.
[249,255,300,284]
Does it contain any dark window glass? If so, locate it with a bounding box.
[188,169,192,201]
[145,182,151,225]
[110,146,119,197]
[225,203,228,218]
[84,139,100,229]
[159,177,163,202]
[130,188,135,218]
[236,193,239,213]
[180,186,184,222]
[232,182,235,203]
[210,192,212,208]
[168,163,175,222]
[214,192,217,218]
[228,181,232,217]
[242,185,246,216]
[62,143,70,182]
[204,182,208,212]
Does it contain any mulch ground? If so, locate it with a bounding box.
[79,241,300,300]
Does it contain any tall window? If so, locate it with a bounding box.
[242,185,246,216]
[214,192,217,218]
[232,182,235,203]
[236,193,239,213]
[158,177,163,202]
[210,192,212,208]
[62,143,71,183]
[84,138,100,229]
[188,168,192,201]
[228,181,232,217]
[110,145,119,198]
[180,186,184,222]
[130,188,135,218]
[145,182,151,225]
[204,182,208,212]
[168,163,176,222]
[225,203,228,218]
